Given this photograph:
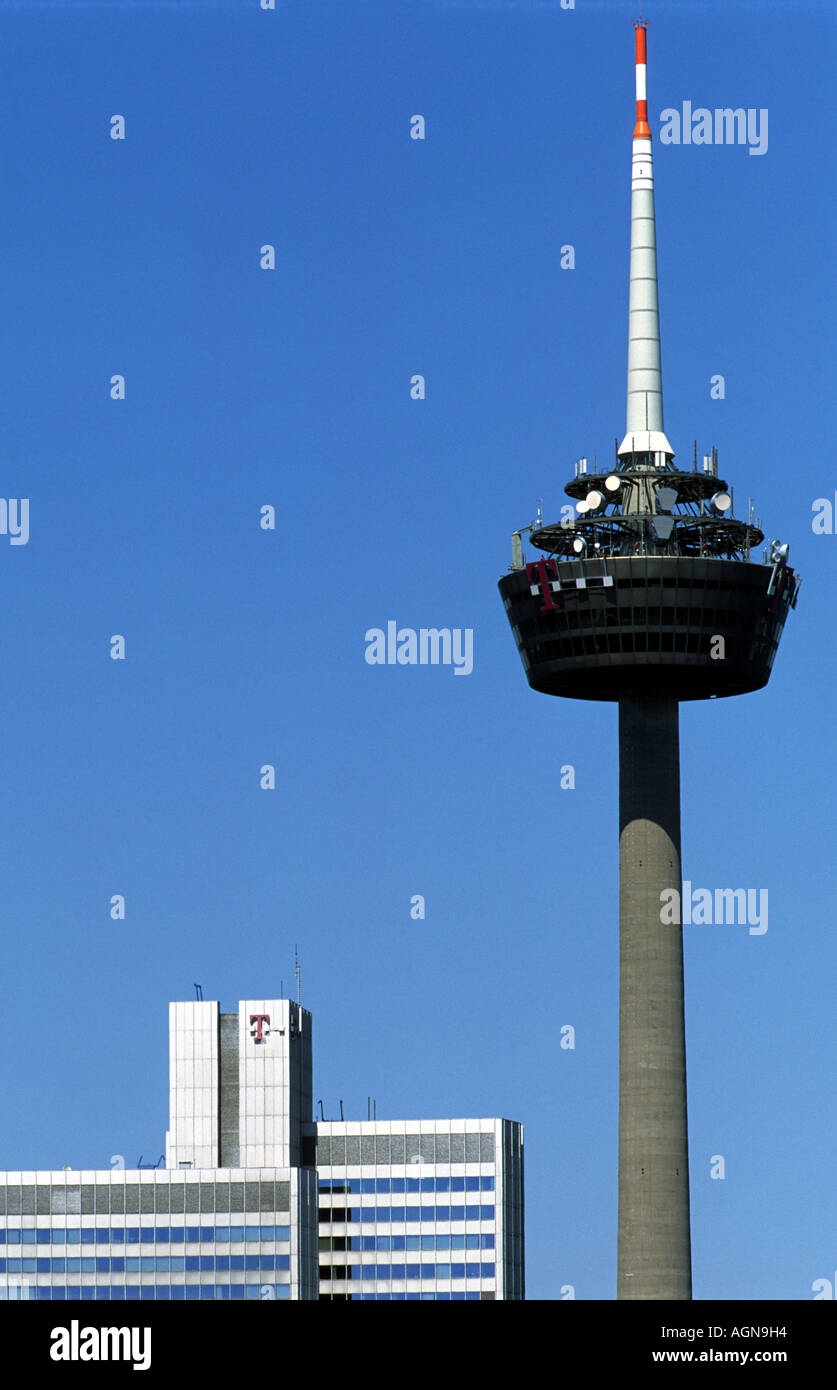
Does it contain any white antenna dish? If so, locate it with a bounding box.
[586,490,604,511]
[711,492,731,513]
[605,474,621,492]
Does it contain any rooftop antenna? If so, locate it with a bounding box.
[294,944,301,1005]
[339,1099,344,1120]
[194,984,203,1001]
[317,1099,324,1121]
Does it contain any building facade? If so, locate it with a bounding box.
[0,998,523,1301]
[0,1166,316,1303]
[314,1118,524,1300]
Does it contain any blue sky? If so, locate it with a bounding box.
[0,0,834,1301]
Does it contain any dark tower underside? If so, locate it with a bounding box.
[499,553,795,703]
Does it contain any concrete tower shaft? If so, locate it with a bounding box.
[618,698,691,1299]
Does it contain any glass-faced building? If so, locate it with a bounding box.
[313,1118,524,1300]
[0,998,523,1302]
[0,1167,316,1303]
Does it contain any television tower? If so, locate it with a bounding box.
[499,20,799,1300]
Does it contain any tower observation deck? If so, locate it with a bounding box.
[498,21,799,1300]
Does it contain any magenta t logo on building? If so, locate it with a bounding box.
[249,1014,270,1043]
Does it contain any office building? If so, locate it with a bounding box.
[0,997,523,1301]
[314,1118,523,1300]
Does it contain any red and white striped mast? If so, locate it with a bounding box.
[619,19,673,465]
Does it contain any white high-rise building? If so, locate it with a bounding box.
[0,997,523,1302]
[167,999,312,1171]
[313,1117,524,1300]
